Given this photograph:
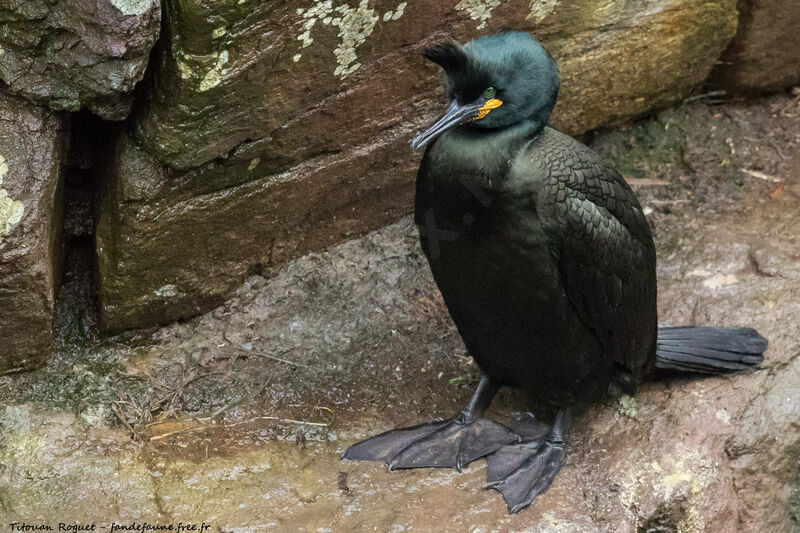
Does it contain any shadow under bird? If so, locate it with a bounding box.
[343,31,768,513]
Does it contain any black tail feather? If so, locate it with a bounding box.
[655,327,767,374]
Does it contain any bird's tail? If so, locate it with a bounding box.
[655,326,767,374]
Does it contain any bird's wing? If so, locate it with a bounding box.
[514,130,658,373]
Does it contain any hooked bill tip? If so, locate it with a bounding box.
[409,132,427,152]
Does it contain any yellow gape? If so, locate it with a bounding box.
[473,98,503,120]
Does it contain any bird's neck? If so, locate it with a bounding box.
[428,118,543,181]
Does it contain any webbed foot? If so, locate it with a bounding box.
[485,412,550,482]
[343,375,518,471]
[343,411,519,470]
[486,409,570,514]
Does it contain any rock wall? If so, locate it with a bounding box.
[711,0,800,93]
[0,0,160,119]
[0,92,65,373]
[1,0,799,338]
[96,0,741,332]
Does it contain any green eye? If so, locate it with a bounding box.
[483,87,496,99]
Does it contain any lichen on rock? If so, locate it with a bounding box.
[199,50,230,92]
[528,0,558,22]
[109,0,156,16]
[618,394,638,419]
[294,0,408,78]
[0,154,25,246]
[455,0,501,30]
[331,0,380,78]
[383,2,406,21]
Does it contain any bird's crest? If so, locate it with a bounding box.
[422,38,468,76]
[422,37,492,102]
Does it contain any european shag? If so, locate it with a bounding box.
[344,31,767,513]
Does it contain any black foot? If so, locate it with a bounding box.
[485,413,550,483]
[343,411,519,471]
[486,410,569,514]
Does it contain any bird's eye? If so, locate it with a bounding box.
[483,87,496,99]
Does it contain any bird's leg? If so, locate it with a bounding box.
[486,408,571,514]
[343,375,519,471]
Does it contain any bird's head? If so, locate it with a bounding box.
[411,32,559,150]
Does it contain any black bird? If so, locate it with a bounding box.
[344,31,767,513]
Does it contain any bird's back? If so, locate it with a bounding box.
[416,125,658,404]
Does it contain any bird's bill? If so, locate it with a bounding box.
[410,100,481,151]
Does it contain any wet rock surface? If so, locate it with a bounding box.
[0,0,160,119]
[98,0,742,331]
[0,92,65,373]
[711,0,800,94]
[2,95,799,530]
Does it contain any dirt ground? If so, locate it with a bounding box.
[1,93,799,532]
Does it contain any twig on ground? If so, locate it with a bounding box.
[683,90,727,104]
[741,168,782,182]
[148,414,329,442]
[222,330,310,368]
[647,199,689,205]
[625,178,670,186]
[111,401,140,439]
[315,406,337,426]
[779,88,800,116]
[144,396,246,427]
